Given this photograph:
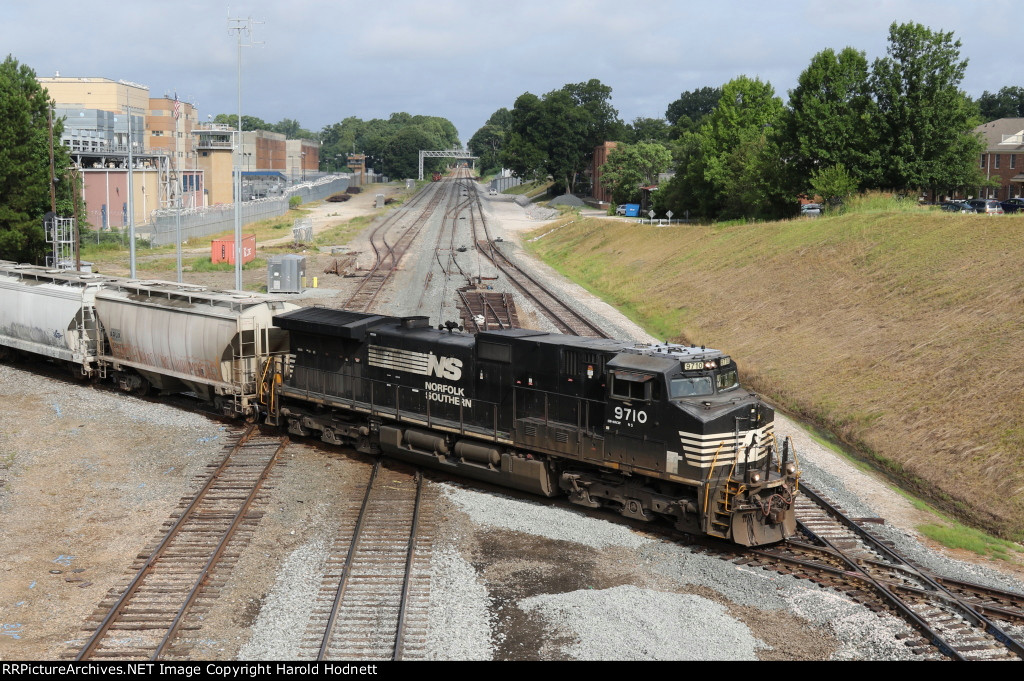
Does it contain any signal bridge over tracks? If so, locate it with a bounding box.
[418,148,477,180]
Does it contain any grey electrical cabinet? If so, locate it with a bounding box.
[267,255,306,294]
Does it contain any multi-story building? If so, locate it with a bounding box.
[37,76,204,227]
[194,124,235,206]
[286,139,320,183]
[40,73,327,225]
[975,118,1024,200]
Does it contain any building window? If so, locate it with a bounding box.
[980,154,986,168]
[1012,155,1017,170]
[995,154,1001,169]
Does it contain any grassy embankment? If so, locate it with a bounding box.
[525,202,1024,547]
[502,179,555,199]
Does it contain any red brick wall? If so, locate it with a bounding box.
[979,152,1022,199]
[592,141,617,203]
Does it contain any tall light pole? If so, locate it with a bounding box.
[228,14,260,291]
[126,101,137,278]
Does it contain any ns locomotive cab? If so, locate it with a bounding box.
[264,308,798,546]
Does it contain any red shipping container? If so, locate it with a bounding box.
[211,235,257,265]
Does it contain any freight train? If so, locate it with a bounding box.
[0,261,798,546]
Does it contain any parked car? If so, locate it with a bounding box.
[940,201,975,213]
[965,199,1004,215]
[1000,197,1024,214]
[800,203,822,216]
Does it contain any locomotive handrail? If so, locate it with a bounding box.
[703,442,726,516]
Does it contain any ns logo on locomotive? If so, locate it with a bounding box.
[0,262,798,547]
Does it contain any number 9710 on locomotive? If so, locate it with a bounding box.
[264,308,799,546]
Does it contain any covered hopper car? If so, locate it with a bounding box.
[264,307,799,545]
[0,261,297,416]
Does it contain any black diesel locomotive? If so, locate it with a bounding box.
[264,307,799,546]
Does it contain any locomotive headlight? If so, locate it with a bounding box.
[785,462,796,475]
[748,471,761,484]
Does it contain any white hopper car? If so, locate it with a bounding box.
[0,261,298,416]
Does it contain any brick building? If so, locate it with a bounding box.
[591,141,617,205]
[974,118,1024,200]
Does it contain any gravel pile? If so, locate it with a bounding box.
[434,482,930,661]
[520,586,766,660]
[547,193,585,207]
[525,205,559,220]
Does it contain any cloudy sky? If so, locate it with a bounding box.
[3,1,1020,144]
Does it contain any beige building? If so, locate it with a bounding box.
[38,76,149,120]
[40,74,325,219]
[194,125,236,206]
[286,139,320,183]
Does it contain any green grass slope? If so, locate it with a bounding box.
[526,211,1024,540]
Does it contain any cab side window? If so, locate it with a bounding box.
[610,372,651,401]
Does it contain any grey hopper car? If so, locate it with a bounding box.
[0,261,298,416]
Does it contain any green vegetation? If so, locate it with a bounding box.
[526,204,1024,545]
[499,79,624,195]
[599,142,673,205]
[314,214,374,248]
[320,113,460,180]
[919,523,1024,561]
[502,180,553,198]
[189,256,266,272]
[0,56,74,263]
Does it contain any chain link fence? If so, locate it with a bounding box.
[146,176,349,246]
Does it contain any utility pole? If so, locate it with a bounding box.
[126,93,137,278]
[227,14,261,291]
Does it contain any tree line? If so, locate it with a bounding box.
[212,112,462,181]
[470,22,1005,221]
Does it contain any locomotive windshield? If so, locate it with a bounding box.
[669,366,739,398]
[670,376,713,397]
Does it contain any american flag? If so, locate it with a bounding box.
[172,93,181,120]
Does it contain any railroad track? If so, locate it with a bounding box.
[73,425,286,660]
[345,180,447,312]
[457,286,519,331]
[737,483,1024,660]
[300,462,434,661]
[466,180,609,338]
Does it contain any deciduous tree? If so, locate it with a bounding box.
[785,47,877,191]
[870,22,984,194]
[0,56,70,263]
[599,141,672,204]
